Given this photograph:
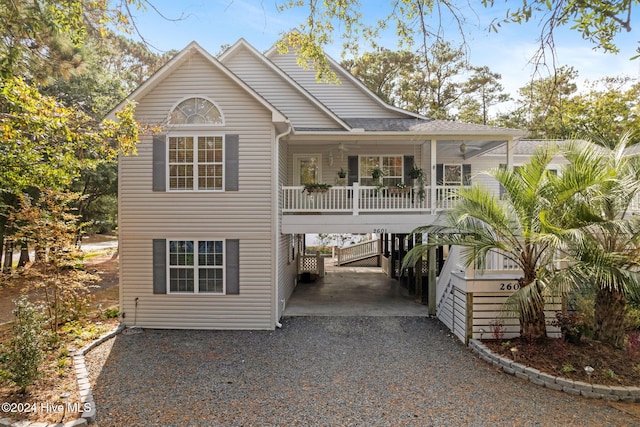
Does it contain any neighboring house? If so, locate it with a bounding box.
[113,38,535,331]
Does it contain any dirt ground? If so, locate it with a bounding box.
[0,249,120,423]
[484,335,640,387]
[0,252,120,325]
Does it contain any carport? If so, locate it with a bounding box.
[283,263,429,317]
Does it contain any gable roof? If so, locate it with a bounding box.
[107,41,287,124]
[264,42,426,121]
[219,39,350,130]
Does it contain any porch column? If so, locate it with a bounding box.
[430,139,437,214]
[389,234,397,279]
[428,234,437,315]
[407,235,415,294]
[352,182,360,215]
[506,137,514,170]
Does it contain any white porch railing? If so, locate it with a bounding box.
[480,250,521,273]
[436,245,464,312]
[283,183,467,214]
[336,239,379,265]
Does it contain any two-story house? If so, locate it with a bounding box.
[114,38,534,332]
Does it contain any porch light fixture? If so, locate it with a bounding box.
[328,151,334,166]
[459,143,467,154]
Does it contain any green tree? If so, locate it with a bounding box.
[483,0,639,57]
[342,48,418,106]
[344,42,469,118]
[0,0,167,81]
[39,37,167,236]
[0,296,45,392]
[418,40,468,119]
[546,134,640,348]
[459,66,510,125]
[562,78,640,145]
[277,1,638,80]
[0,77,138,269]
[5,191,99,329]
[514,66,578,138]
[403,147,563,341]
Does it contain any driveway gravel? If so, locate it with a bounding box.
[85,317,639,426]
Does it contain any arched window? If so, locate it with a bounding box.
[169,97,223,125]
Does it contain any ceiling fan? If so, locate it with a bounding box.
[459,143,482,154]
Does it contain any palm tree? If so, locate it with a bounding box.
[404,147,562,341]
[546,134,640,348]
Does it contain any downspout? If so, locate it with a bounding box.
[273,121,293,329]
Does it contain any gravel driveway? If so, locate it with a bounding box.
[85,317,639,426]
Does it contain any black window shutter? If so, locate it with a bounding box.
[225,134,239,191]
[403,155,414,183]
[463,164,472,185]
[436,164,443,185]
[152,135,167,191]
[152,239,167,294]
[347,156,358,185]
[226,239,240,295]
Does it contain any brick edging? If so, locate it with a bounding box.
[73,324,125,423]
[469,339,640,403]
[0,324,124,427]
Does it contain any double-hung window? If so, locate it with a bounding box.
[359,155,403,186]
[168,135,224,191]
[168,240,224,294]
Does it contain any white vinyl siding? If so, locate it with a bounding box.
[119,51,275,330]
[222,46,341,129]
[277,138,298,319]
[268,50,406,119]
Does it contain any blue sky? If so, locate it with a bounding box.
[131,1,639,114]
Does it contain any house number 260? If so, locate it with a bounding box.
[373,228,387,233]
[500,283,521,291]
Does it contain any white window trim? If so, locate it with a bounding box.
[167,96,225,126]
[166,238,226,295]
[358,155,404,184]
[442,163,463,186]
[293,154,322,185]
[167,133,225,192]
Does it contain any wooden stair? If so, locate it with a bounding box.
[335,240,380,266]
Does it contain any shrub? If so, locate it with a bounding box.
[0,297,45,391]
[551,311,587,343]
[103,306,119,319]
[490,319,505,341]
[625,332,640,361]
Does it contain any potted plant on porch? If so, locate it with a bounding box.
[336,167,347,185]
[387,182,412,195]
[408,166,424,180]
[302,183,332,193]
[371,167,384,181]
